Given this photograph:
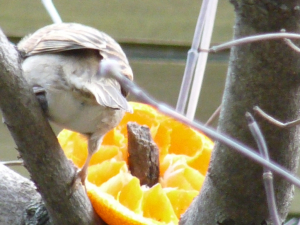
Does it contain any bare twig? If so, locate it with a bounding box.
[254,106,300,128]
[41,0,62,23]
[101,59,300,189]
[1,160,23,166]
[205,104,222,126]
[284,218,299,225]
[246,112,281,225]
[186,0,218,120]
[176,0,209,114]
[210,33,300,52]
[280,29,300,53]
[284,38,300,53]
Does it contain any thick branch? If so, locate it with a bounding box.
[0,28,101,224]
[182,1,300,224]
[0,164,40,225]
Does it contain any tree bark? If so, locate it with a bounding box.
[181,1,300,224]
[0,28,102,225]
[127,122,160,187]
[0,164,41,225]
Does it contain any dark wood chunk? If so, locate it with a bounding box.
[127,122,159,187]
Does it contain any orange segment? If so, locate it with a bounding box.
[87,182,161,225]
[90,145,120,166]
[161,160,205,191]
[102,128,125,147]
[117,102,160,139]
[165,189,198,219]
[169,123,203,157]
[182,167,205,191]
[159,154,186,178]
[88,160,127,186]
[98,172,131,199]
[187,147,212,176]
[58,130,87,167]
[119,177,143,214]
[154,122,171,159]
[142,184,178,224]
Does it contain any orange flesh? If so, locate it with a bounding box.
[58,102,213,225]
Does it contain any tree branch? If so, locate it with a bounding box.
[0,164,40,225]
[0,28,102,224]
[181,1,300,224]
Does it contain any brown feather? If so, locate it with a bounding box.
[18,23,133,81]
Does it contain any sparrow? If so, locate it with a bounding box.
[17,23,133,184]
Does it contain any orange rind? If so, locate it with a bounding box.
[58,102,213,225]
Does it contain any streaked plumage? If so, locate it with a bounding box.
[18,23,133,183]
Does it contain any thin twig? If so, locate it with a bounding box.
[246,112,281,225]
[254,106,300,128]
[205,104,222,126]
[101,59,300,189]
[284,218,298,225]
[284,38,300,53]
[186,0,218,120]
[1,160,23,166]
[210,33,300,52]
[176,0,209,114]
[41,0,62,23]
[280,29,300,53]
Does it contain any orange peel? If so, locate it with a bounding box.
[58,102,213,225]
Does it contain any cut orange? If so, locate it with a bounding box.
[165,189,198,219]
[87,160,127,186]
[142,184,178,224]
[58,102,213,225]
[118,177,143,214]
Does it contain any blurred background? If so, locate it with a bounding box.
[1,0,298,216]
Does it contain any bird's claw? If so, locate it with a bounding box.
[76,167,88,186]
[69,167,88,193]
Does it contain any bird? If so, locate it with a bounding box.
[17,23,133,184]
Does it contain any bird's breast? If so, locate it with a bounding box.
[21,51,125,135]
[46,88,125,134]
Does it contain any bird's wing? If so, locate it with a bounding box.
[18,23,133,81]
[18,23,105,54]
[84,78,133,113]
[18,23,133,111]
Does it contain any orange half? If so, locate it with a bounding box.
[58,102,213,225]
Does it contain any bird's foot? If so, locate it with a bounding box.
[72,152,93,191]
[76,167,88,186]
[70,167,88,192]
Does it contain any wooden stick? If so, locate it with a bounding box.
[127,122,159,187]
